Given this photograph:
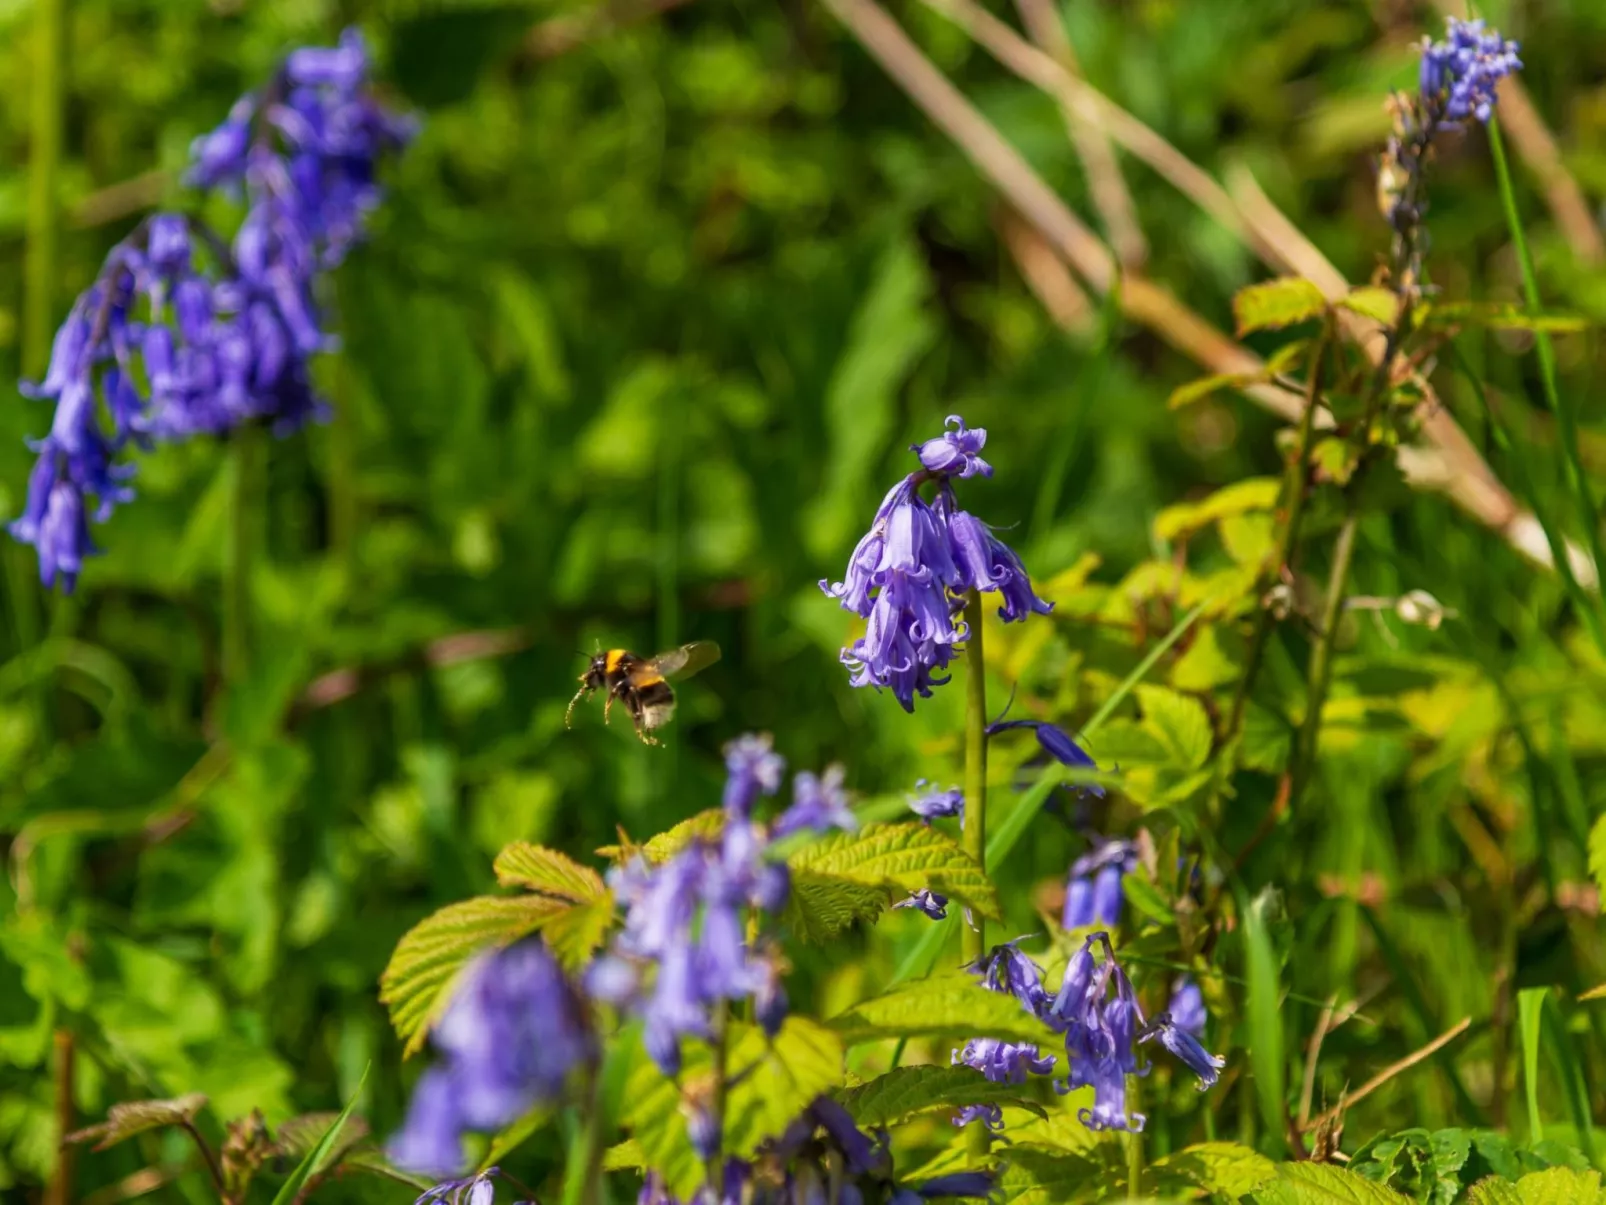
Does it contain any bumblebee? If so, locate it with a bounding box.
[565,641,721,745]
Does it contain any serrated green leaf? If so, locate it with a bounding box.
[1338,287,1401,325]
[622,1057,701,1200]
[1468,1167,1606,1204]
[494,843,605,902]
[542,891,616,971]
[1233,277,1327,336]
[1257,1162,1413,1204]
[836,1065,1046,1128]
[828,972,1057,1046]
[273,1111,371,1173]
[603,1138,647,1171]
[65,1094,208,1151]
[784,869,890,943]
[1154,1142,1277,1198]
[998,1147,1117,1204]
[1136,686,1212,771]
[1154,478,1282,542]
[788,822,1000,920]
[380,895,567,1055]
[724,1017,845,1157]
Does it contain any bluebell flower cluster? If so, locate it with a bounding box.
[985,719,1106,826]
[1418,18,1521,127]
[1062,839,1136,931]
[413,1169,530,1205]
[389,941,594,1177]
[635,1097,993,1205]
[953,934,1223,1134]
[587,735,855,1076]
[821,416,1052,711]
[10,29,413,592]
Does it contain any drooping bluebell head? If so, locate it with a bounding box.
[1062,839,1137,930]
[1419,18,1521,126]
[1169,976,1207,1038]
[906,780,964,824]
[821,415,1051,711]
[894,888,949,920]
[388,940,593,1177]
[985,719,1105,802]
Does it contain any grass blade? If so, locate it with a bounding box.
[270,1064,371,1205]
[1540,992,1596,1164]
[1244,891,1286,1158]
[1518,987,1546,1144]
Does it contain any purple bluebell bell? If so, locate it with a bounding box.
[1419,18,1521,126]
[1062,839,1136,930]
[895,1172,996,1203]
[772,766,856,838]
[1142,1015,1225,1090]
[906,780,964,824]
[723,733,786,818]
[414,1169,500,1205]
[388,940,593,1177]
[966,939,1051,1017]
[894,889,949,920]
[985,719,1105,802]
[1168,976,1207,1038]
[822,415,1051,711]
[949,939,1057,1129]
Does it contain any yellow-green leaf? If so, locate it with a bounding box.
[828,972,1058,1046]
[602,1139,647,1171]
[380,895,567,1055]
[837,1065,1045,1128]
[788,822,999,920]
[1468,1167,1606,1205]
[1418,301,1589,333]
[1136,685,1212,771]
[1338,286,1401,326]
[724,1017,845,1158]
[1154,478,1282,543]
[783,870,891,943]
[494,843,605,902]
[1168,372,1246,410]
[541,891,616,971]
[1152,1141,1277,1198]
[599,809,725,864]
[1257,1161,1412,1204]
[1233,277,1327,336]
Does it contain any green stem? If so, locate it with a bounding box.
[1288,506,1359,809]
[328,354,358,576]
[1125,1074,1143,1199]
[223,427,261,687]
[705,1003,729,1192]
[961,591,988,966]
[1225,328,1331,751]
[1488,117,1606,611]
[577,1062,607,1205]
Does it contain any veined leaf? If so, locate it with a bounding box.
[1233,277,1327,336]
[380,894,567,1055]
[1467,1167,1606,1204]
[828,973,1057,1046]
[1135,685,1212,771]
[787,822,1000,920]
[1338,287,1401,326]
[1153,478,1282,543]
[598,809,724,864]
[836,1065,1046,1128]
[542,891,616,971]
[1257,1162,1413,1204]
[784,870,891,943]
[997,1147,1116,1205]
[66,1094,208,1150]
[494,842,605,902]
[1152,1141,1276,1198]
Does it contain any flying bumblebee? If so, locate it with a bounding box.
[565,641,722,745]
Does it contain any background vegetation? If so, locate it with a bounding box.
[2,0,1604,1201]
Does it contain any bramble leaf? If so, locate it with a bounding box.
[541,891,616,971]
[1257,1161,1412,1204]
[1154,478,1282,543]
[787,822,1000,920]
[1467,1166,1606,1204]
[836,1065,1046,1128]
[380,894,567,1055]
[1136,686,1212,771]
[1338,287,1401,326]
[66,1094,208,1150]
[784,869,892,943]
[603,1139,648,1171]
[827,973,1057,1046]
[598,809,724,864]
[997,1147,1116,1204]
[1234,277,1327,336]
[494,842,605,902]
[1154,1141,1277,1198]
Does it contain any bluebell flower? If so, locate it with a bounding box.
[949,939,1057,1129]
[772,766,856,838]
[906,780,964,824]
[1142,1016,1225,1091]
[389,940,593,1176]
[1062,840,1136,930]
[896,1172,995,1202]
[821,415,1051,711]
[953,1036,1055,1091]
[723,733,786,818]
[1168,976,1207,1038]
[985,719,1105,801]
[1419,18,1521,126]
[965,939,1051,1018]
[414,1169,499,1205]
[894,889,949,920]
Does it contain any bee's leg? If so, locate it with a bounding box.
[565,685,590,729]
[603,693,616,724]
[634,722,659,747]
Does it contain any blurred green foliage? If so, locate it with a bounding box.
[3,0,1606,1201]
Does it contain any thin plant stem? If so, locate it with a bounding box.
[179,1121,229,1201]
[705,1002,729,1192]
[1225,327,1331,750]
[1289,508,1359,808]
[45,1029,74,1205]
[576,1061,607,1205]
[223,427,261,688]
[961,590,988,966]
[1125,1075,1143,1199]
[1488,117,1606,608]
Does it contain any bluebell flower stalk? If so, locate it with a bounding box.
[10,28,413,591]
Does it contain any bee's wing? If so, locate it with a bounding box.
[635,640,722,683]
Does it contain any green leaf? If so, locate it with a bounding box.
[1154,478,1282,542]
[828,972,1058,1046]
[1337,286,1401,325]
[380,894,567,1055]
[1153,1142,1277,1198]
[478,1103,554,1171]
[836,1065,1046,1128]
[998,1147,1117,1204]
[542,891,617,972]
[1245,889,1287,1160]
[1587,816,1606,898]
[603,1139,647,1171]
[1468,1167,1606,1204]
[494,843,605,902]
[1519,987,1547,1144]
[1418,301,1588,333]
[1120,872,1173,927]
[783,870,892,943]
[787,822,1000,920]
[599,809,725,864]
[269,1065,369,1205]
[337,1147,435,1190]
[65,1094,208,1150]
[1233,277,1327,336]
[1350,1128,1470,1205]
[1135,685,1212,771]
[723,1017,845,1157]
[1168,372,1247,410]
[1256,1162,1412,1204]
[273,1111,371,1173]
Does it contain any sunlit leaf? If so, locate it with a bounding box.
[828,973,1057,1045]
[787,822,1000,920]
[836,1065,1046,1128]
[1152,1141,1277,1198]
[494,843,606,902]
[1233,277,1327,336]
